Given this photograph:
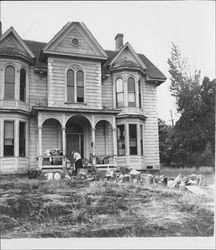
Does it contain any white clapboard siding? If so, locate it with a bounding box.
[52,26,95,55]
[42,120,62,152]
[29,118,38,169]
[102,77,113,108]
[29,67,47,107]
[47,58,102,109]
[142,81,160,167]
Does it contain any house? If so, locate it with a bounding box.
[0,22,166,174]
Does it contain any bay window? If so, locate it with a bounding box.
[117,124,125,156]
[129,124,137,155]
[4,121,14,156]
[20,69,26,102]
[128,77,136,107]
[4,66,15,100]
[116,78,124,107]
[19,122,26,157]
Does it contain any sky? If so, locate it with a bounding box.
[1,1,215,124]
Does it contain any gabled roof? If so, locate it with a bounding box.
[24,40,47,69]
[103,50,166,81]
[0,27,35,59]
[42,22,108,60]
[109,42,147,71]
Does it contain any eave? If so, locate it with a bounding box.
[41,50,108,62]
[32,106,120,116]
[0,109,31,116]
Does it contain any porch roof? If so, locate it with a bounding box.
[32,106,120,116]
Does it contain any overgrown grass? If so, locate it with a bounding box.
[0,174,214,238]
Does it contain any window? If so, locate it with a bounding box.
[4,121,14,156]
[116,78,124,107]
[67,69,74,103]
[138,79,142,108]
[5,66,15,100]
[117,125,125,156]
[140,124,143,155]
[77,70,84,103]
[19,122,26,157]
[20,69,26,102]
[67,69,84,103]
[128,77,136,107]
[129,124,137,155]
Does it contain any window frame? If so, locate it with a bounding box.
[4,120,15,157]
[127,77,136,107]
[4,65,15,100]
[19,121,26,157]
[20,68,26,102]
[115,78,124,108]
[117,124,126,156]
[129,124,137,155]
[66,66,85,104]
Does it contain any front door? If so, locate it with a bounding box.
[66,133,84,162]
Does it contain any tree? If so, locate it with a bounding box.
[158,118,174,166]
[167,43,215,167]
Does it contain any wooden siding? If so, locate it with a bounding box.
[95,121,113,156]
[52,26,95,56]
[142,80,160,168]
[42,120,62,152]
[47,58,102,109]
[29,117,38,169]
[102,76,113,109]
[29,67,47,107]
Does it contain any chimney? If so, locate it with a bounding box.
[115,33,123,51]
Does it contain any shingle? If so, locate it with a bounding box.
[22,40,166,80]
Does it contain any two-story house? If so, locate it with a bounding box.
[0,22,166,174]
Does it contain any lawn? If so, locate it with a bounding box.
[0,170,214,238]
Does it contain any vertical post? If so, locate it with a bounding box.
[15,119,19,157]
[112,127,117,165]
[91,127,96,165]
[125,123,129,156]
[137,124,141,156]
[38,125,43,169]
[62,126,66,167]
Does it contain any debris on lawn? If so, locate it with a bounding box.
[185,185,208,196]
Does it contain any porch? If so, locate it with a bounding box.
[33,107,119,171]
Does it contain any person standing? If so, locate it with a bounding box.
[71,150,82,175]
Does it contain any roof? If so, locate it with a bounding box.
[22,40,166,80]
[24,40,47,69]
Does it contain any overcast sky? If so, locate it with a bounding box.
[1,1,215,124]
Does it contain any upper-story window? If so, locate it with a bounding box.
[5,66,15,100]
[67,69,84,103]
[67,69,74,103]
[116,78,124,107]
[20,69,26,102]
[77,70,84,103]
[138,78,142,108]
[128,77,136,107]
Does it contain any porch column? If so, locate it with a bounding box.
[38,126,43,169]
[137,124,141,155]
[62,127,66,167]
[125,123,129,156]
[91,127,96,165]
[112,127,117,165]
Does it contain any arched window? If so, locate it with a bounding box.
[116,78,124,107]
[20,69,26,102]
[5,66,15,100]
[67,69,74,103]
[138,78,142,108]
[128,77,136,107]
[77,70,84,103]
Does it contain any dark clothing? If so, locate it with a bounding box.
[75,158,82,173]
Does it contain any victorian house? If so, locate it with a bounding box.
[0,22,166,174]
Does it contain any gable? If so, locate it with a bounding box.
[109,43,146,72]
[0,27,35,61]
[43,22,107,60]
